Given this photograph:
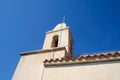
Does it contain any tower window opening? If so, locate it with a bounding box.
[51,35,59,48]
[55,39,58,47]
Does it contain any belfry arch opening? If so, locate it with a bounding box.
[51,35,59,48]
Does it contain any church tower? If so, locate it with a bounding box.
[12,21,74,80]
[43,22,74,58]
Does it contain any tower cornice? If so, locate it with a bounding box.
[46,27,70,34]
[20,47,66,56]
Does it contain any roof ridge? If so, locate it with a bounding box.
[79,50,120,56]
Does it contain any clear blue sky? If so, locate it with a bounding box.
[0,0,120,79]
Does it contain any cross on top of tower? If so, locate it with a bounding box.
[62,16,65,23]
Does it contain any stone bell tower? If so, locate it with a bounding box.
[12,21,74,80]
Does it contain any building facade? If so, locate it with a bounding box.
[12,22,120,80]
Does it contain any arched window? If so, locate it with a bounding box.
[51,35,59,48]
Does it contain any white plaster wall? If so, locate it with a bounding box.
[12,54,44,80]
[43,61,120,80]
[12,50,65,80]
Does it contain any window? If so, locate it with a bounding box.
[51,35,59,48]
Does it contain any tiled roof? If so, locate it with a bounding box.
[44,51,120,66]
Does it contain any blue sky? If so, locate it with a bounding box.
[0,0,120,79]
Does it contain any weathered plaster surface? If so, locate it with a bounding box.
[43,61,120,80]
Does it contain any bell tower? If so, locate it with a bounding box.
[43,22,74,57]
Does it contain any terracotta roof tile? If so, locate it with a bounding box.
[44,51,120,64]
[54,58,59,62]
